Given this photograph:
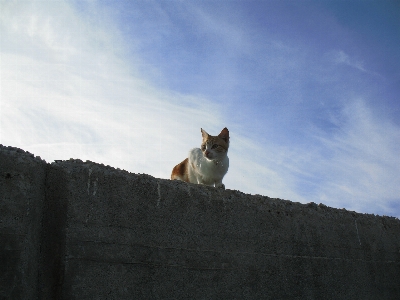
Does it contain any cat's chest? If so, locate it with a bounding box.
[196,156,228,176]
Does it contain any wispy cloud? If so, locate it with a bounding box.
[332,50,384,78]
[263,98,400,216]
[314,99,400,214]
[333,50,365,71]
[0,1,223,179]
[224,95,400,218]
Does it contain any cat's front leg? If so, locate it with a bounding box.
[215,180,225,189]
[196,177,203,185]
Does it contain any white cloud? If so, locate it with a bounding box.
[0,0,223,180]
[307,99,400,216]
[224,98,400,218]
[333,50,365,71]
[332,50,384,78]
[0,0,304,204]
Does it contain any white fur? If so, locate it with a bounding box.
[187,147,229,188]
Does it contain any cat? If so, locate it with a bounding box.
[171,127,229,189]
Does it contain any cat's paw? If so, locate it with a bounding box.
[215,183,225,190]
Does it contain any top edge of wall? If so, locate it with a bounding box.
[0,144,46,164]
[1,144,399,222]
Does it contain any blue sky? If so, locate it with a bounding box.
[1,0,400,218]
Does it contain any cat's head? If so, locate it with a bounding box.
[200,127,229,160]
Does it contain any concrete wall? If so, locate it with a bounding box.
[0,146,46,299]
[1,144,400,299]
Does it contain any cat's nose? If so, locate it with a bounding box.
[205,150,210,157]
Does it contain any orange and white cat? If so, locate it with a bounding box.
[171,127,229,189]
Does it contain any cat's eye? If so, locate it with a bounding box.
[211,144,218,149]
[201,145,206,150]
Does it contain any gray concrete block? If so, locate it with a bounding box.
[48,159,400,300]
[0,145,47,299]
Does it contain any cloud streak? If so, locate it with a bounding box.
[0,1,223,177]
[315,100,400,212]
[332,50,384,79]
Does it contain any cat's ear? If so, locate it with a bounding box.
[201,128,209,140]
[218,127,229,143]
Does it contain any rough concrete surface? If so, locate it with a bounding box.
[0,146,47,299]
[1,144,400,299]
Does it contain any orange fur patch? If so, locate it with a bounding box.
[171,158,189,182]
